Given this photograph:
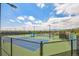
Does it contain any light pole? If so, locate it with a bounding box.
[23,27,26,37]
[33,25,35,37]
[31,25,35,37]
[7,3,17,9]
[48,24,51,39]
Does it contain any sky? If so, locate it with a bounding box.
[1,3,79,31]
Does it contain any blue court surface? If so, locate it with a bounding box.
[2,37,48,51]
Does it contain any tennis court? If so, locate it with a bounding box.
[1,34,72,56]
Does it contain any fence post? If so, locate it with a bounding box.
[77,37,79,56]
[71,40,73,56]
[0,37,2,56]
[0,3,2,56]
[11,38,13,56]
[40,41,43,56]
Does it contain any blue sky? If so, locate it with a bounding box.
[1,3,68,27]
[1,3,79,30]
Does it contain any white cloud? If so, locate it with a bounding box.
[24,22,32,25]
[49,3,79,29]
[54,3,79,15]
[17,16,25,20]
[40,15,79,30]
[17,16,35,21]
[36,3,45,8]
[46,16,71,25]
[62,16,79,29]
[9,19,15,22]
[28,16,35,21]
[35,20,43,24]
